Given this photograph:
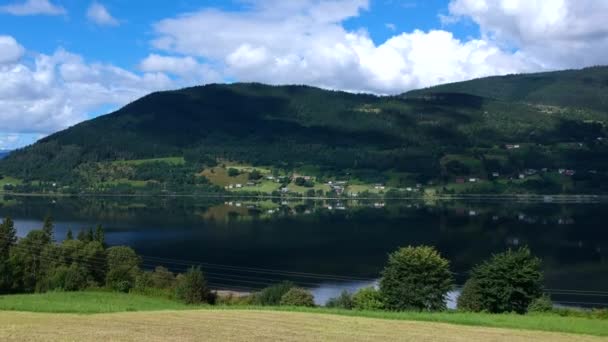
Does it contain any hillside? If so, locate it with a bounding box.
[1,67,607,194]
[0,150,10,159]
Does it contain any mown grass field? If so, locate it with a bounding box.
[0,291,607,340]
[0,309,604,342]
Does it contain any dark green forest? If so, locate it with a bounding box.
[1,66,607,194]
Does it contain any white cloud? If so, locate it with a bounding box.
[447,0,608,68]
[0,0,65,16]
[86,2,119,26]
[0,36,25,64]
[139,54,222,82]
[0,36,174,136]
[149,0,532,94]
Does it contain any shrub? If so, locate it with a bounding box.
[280,288,315,307]
[253,281,295,306]
[352,287,384,311]
[174,266,211,304]
[457,279,485,312]
[528,295,553,313]
[460,247,543,314]
[380,246,453,311]
[326,290,353,309]
[151,266,175,289]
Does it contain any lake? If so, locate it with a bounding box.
[1,195,606,307]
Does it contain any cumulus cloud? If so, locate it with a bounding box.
[0,36,173,135]
[149,0,533,94]
[0,36,25,64]
[0,0,65,16]
[86,2,119,26]
[447,0,608,68]
[139,54,222,82]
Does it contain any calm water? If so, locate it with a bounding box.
[1,195,607,307]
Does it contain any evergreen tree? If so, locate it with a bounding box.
[66,229,73,240]
[86,228,94,242]
[77,229,86,241]
[42,215,54,243]
[94,224,105,247]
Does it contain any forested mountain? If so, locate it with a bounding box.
[1,66,607,194]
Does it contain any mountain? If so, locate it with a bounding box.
[1,67,607,194]
[0,150,11,159]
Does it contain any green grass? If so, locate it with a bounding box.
[0,291,194,314]
[111,157,185,166]
[0,176,22,188]
[0,292,606,336]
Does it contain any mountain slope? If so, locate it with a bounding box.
[1,67,607,193]
[406,66,608,112]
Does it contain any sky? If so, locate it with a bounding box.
[1,0,607,150]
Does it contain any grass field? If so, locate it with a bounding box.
[0,291,193,313]
[111,157,185,166]
[0,309,604,342]
[0,292,607,338]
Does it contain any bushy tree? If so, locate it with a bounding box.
[352,287,384,311]
[326,290,353,309]
[458,247,543,314]
[151,266,175,289]
[175,266,210,304]
[280,288,315,307]
[456,279,484,312]
[528,295,553,313]
[0,217,17,293]
[10,230,53,292]
[106,246,140,292]
[227,168,240,177]
[253,281,295,306]
[380,246,453,311]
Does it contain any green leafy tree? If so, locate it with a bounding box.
[280,288,315,307]
[0,217,17,293]
[352,287,384,311]
[326,290,353,309]
[253,281,295,306]
[380,246,453,311]
[174,266,210,304]
[106,246,141,292]
[227,168,240,177]
[10,230,53,292]
[151,266,175,289]
[458,247,543,314]
[248,170,262,180]
[528,295,553,313]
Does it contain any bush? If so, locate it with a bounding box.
[352,287,384,311]
[326,290,353,309]
[174,266,211,304]
[280,288,315,307]
[151,266,175,289]
[528,295,553,313]
[460,247,543,314]
[253,281,295,306]
[457,279,484,312]
[380,246,453,311]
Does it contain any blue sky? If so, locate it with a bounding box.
[0,0,606,149]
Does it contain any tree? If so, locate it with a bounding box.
[174,266,210,304]
[94,225,105,247]
[10,230,53,292]
[227,168,240,177]
[0,217,17,293]
[42,215,54,243]
[326,290,353,309]
[280,288,315,307]
[66,229,73,240]
[151,266,175,289]
[248,169,262,180]
[380,246,453,311]
[458,247,543,314]
[352,287,384,311]
[252,281,295,306]
[106,246,141,292]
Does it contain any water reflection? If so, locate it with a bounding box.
[1,195,606,307]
